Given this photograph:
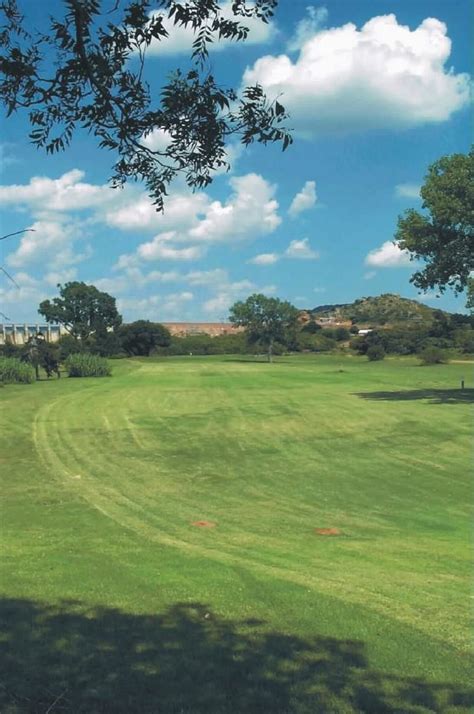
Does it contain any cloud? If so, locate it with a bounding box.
[285,238,319,259]
[115,173,281,266]
[0,271,50,321]
[6,218,91,269]
[0,142,19,172]
[249,237,319,265]
[188,173,281,244]
[44,268,78,286]
[203,279,255,315]
[137,232,205,261]
[145,2,276,56]
[243,14,470,136]
[141,128,172,153]
[313,286,326,293]
[248,252,280,265]
[0,169,111,211]
[363,270,377,280]
[105,191,209,233]
[365,240,412,268]
[395,183,422,199]
[178,269,276,317]
[287,6,328,52]
[288,180,317,216]
[184,269,229,286]
[107,173,280,257]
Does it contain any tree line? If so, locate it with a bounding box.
[1,281,473,379]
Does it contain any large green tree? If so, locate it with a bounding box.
[395,147,473,295]
[119,320,171,356]
[39,282,122,342]
[0,0,290,212]
[229,293,299,362]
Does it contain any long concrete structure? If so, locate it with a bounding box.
[0,323,69,346]
[0,322,242,345]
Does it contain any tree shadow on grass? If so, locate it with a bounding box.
[354,388,474,405]
[1,598,472,713]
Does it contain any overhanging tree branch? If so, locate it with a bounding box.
[0,0,292,213]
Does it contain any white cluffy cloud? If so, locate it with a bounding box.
[288,180,317,216]
[243,14,470,136]
[6,218,91,270]
[115,172,281,265]
[365,241,412,268]
[249,238,319,265]
[395,183,422,199]
[145,2,276,56]
[189,173,281,244]
[248,252,280,265]
[0,169,110,211]
[109,173,280,253]
[285,238,319,259]
[138,232,205,262]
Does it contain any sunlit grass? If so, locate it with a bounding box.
[1,354,472,712]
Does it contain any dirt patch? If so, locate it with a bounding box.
[314,527,341,536]
[191,520,217,528]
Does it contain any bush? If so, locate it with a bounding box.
[418,346,448,365]
[65,353,111,377]
[324,327,350,342]
[367,344,385,361]
[0,342,23,358]
[0,356,35,383]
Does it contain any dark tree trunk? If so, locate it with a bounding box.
[268,338,274,363]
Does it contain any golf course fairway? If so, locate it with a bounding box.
[1,354,472,713]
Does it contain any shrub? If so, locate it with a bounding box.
[65,353,111,377]
[418,346,448,365]
[324,327,350,342]
[309,335,337,352]
[0,357,35,383]
[0,342,22,358]
[367,344,385,361]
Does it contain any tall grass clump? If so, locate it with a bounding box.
[65,353,111,378]
[0,356,35,384]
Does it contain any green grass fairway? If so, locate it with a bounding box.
[1,354,472,713]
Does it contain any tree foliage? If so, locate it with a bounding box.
[229,293,299,362]
[0,0,291,211]
[39,282,122,342]
[119,319,171,355]
[395,147,474,295]
[466,277,474,315]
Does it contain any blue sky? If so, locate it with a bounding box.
[0,0,471,323]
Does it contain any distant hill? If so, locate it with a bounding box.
[310,294,446,327]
